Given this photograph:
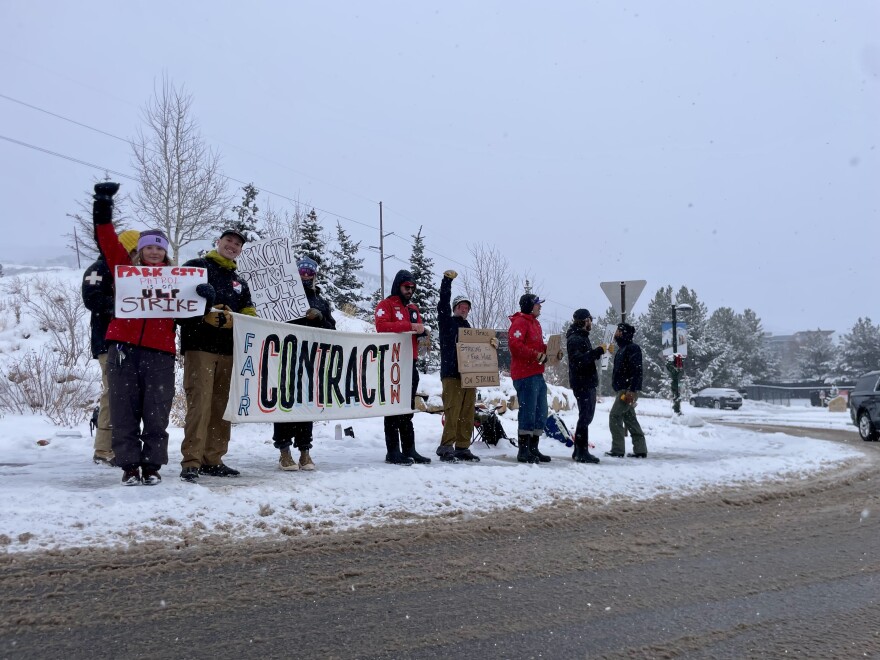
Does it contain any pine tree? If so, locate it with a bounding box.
[796,330,836,380]
[226,183,261,241]
[837,318,880,378]
[327,221,367,314]
[296,209,330,291]
[408,226,439,372]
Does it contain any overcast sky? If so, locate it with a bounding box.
[1,1,877,335]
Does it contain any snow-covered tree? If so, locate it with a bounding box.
[327,221,367,314]
[796,330,836,380]
[837,318,880,379]
[408,226,439,371]
[296,209,330,291]
[226,183,261,242]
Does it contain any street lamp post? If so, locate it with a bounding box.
[669,303,692,415]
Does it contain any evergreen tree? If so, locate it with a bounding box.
[226,183,261,241]
[363,287,383,322]
[796,330,836,380]
[837,318,880,378]
[408,226,439,371]
[327,221,367,314]
[296,209,330,291]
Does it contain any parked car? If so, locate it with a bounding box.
[849,371,880,441]
[689,387,743,410]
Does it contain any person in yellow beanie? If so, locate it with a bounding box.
[81,228,140,466]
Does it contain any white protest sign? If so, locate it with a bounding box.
[224,313,415,422]
[600,323,616,371]
[236,237,309,322]
[114,265,207,318]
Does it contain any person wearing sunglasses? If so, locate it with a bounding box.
[374,269,432,465]
[272,256,338,472]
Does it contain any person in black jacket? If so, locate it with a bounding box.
[606,322,648,458]
[565,308,604,464]
[178,229,257,483]
[81,229,140,466]
[273,256,337,471]
[436,270,494,462]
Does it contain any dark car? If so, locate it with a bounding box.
[849,371,880,441]
[689,387,743,410]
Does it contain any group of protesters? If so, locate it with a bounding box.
[84,181,646,487]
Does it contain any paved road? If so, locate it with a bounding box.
[2,426,879,659]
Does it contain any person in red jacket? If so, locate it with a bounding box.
[92,182,211,486]
[374,270,431,465]
[508,293,561,464]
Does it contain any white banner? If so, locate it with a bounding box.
[236,237,309,322]
[224,313,415,423]
[114,265,207,318]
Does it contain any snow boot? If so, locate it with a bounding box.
[529,436,551,462]
[452,447,481,462]
[299,449,316,471]
[436,445,460,463]
[279,448,299,471]
[385,428,414,465]
[400,421,431,464]
[517,434,538,464]
[575,439,600,464]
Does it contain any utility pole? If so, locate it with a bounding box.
[73,226,81,269]
[369,201,394,298]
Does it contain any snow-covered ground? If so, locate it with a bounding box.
[0,265,866,555]
[0,389,863,555]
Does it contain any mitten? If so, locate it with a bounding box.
[196,283,216,308]
[92,182,120,225]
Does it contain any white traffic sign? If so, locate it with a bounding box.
[599,280,647,321]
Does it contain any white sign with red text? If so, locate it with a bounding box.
[114,265,208,318]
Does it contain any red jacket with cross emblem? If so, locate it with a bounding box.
[375,295,422,357]
[508,311,547,380]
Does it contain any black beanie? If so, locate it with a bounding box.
[519,293,545,314]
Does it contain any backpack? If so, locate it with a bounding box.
[544,411,574,447]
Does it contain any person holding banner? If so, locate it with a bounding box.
[374,270,431,465]
[177,229,257,484]
[273,256,337,472]
[92,182,205,486]
[436,269,489,462]
[81,229,139,467]
[606,323,648,458]
[508,293,560,464]
[565,309,604,464]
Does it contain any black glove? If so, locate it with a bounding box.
[596,345,605,356]
[92,182,120,225]
[196,283,216,308]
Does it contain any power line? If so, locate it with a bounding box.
[0,93,579,313]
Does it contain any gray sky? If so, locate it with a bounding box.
[1,1,877,335]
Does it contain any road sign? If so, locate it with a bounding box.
[599,280,647,322]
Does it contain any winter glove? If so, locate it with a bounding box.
[305,307,323,322]
[537,352,548,365]
[92,182,120,225]
[556,350,565,361]
[204,304,233,328]
[621,391,636,405]
[444,270,457,280]
[489,337,499,349]
[596,345,606,356]
[196,283,216,307]
[605,343,615,355]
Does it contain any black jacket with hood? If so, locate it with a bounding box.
[566,324,604,395]
[611,323,643,393]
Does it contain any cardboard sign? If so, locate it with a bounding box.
[545,334,562,365]
[114,265,207,318]
[456,327,500,388]
[236,237,309,322]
